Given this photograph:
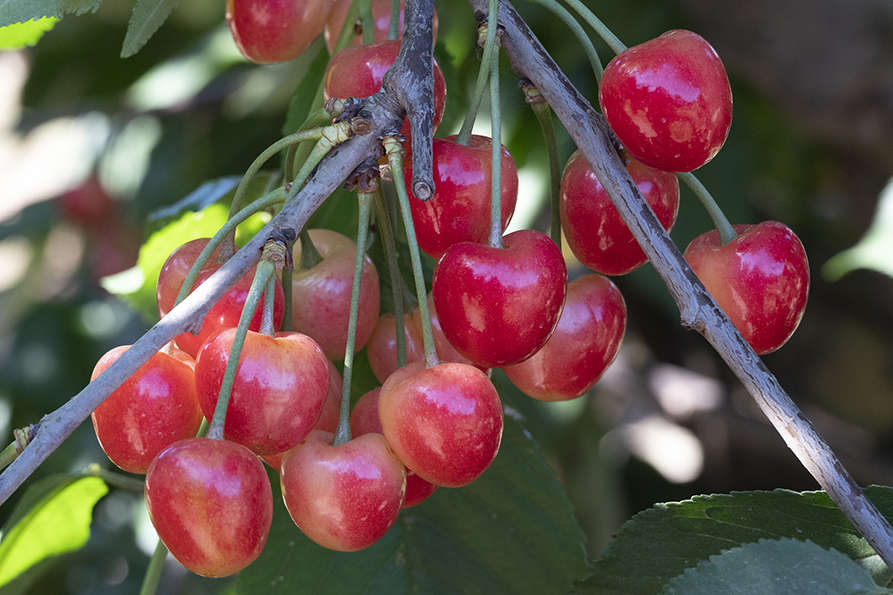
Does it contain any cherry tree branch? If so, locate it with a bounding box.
[468,0,893,568]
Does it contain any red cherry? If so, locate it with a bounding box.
[291,229,380,360]
[404,135,519,260]
[323,40,446,141]
[378,362,503,487]
[366,312,425,384]
[504,274,626,401]
[226,0,334,64]
[560,150,679,275]
[413,292,483,371]
[280,430,405,551]
[683,221,809,355]
[194,330,329,456]
[58,177,117,227]
[91,346,203,474]
[599,30,733,172]
[145,437,273,577]
[350,387,439,507]
[323,0,439,53]
[432,229,567,369]
[157,239,284,358]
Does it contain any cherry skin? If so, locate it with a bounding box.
[145,437,273,578]
[350,387,439,507]
[194,329,329,456]
[280,430,406,551]
[378,362,503,488]
[157,238,285,358]
[683,221,809,355]
[560,150,679,275]
[324,0,438,53]
[227,0,334,64]
[404,135,519,260]
[90,346,203,474]
[366,312,425,384]
[599,30,733,172]
[291,229,380,360]
[324,40,446,141]
[58,176,117,227]
[504,274,627,401]
[432,229,567,369]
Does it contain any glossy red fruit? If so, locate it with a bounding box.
[560,150,679,275]
[378,362,503,487]
[350,388,439,507]
[91,346,203,474]
[157,239,284,358]
[145,437,273,578]
[194,330,329,456]
[683,221,809,355]
[324,40,446,141]
[432,229,567,368]
[227,0,334,64]
[414,293,482,370]
[291,229,380,360]
[599,30,733,172]
[504,274,626,401]
[324,0,438,52]
[404,135,519,260]
[366,312,425,383]
[280,430,405,551]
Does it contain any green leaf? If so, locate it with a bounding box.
[661,538,892,595]
[0,17,56,48]
[237,403,588,595]
[0,476,107,587]
[0,0,99,27]
[824,177,893,281]
[120,0,179,58]
[573,487,893,595]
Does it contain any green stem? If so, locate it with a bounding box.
[561,0,627,55]
[388,0,401,40]
[207,259,277,440]
[172,188,287,310]
[528,96,562,245]
[281,265,293,332]
[260,273,278,337]
[84,464,145,492]
[385,138,439,368]
[456,18,499,146]
[299,228,325,270]
[523,0,603,81]
[284,122,354,206]
[488,10,504,250]
[359,0,375,45]
[333,192,374,446]
[677,171,738,245]
[138,540,168,595]
[372,187,408,366]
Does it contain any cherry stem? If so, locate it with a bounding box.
[372,187,408,366]
[677,171,738,245]
[388,0,400,40]
[298,228,325,270]
[284,122,354,206]
[456,18,499,147]
[172,187,287,311]
[385,137,439,368]
[561,0,627,55]
[83,463,145,492]
[138,540,168,595]
[207,258,277,440]
[0,426,33,474]
[525,86,562,245]
[260,274,278,337]
[487,9,505,251]
[523,0,603,81]
[285,106,343,182]
[359,0,375,44]
[333,191,374,447]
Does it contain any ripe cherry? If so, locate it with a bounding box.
[560,150,679,275]
[366,312,425,384]
[280,430,405,551]
[404,135,519,260]
[599,30,733,172]
[145,437,273,577]
[504,274,626,401]
[91,346,203,474]
[683,221,809,355]
[227,0,335,64]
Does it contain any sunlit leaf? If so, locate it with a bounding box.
[120,0,179,58]
[0,0,100,27]
[824,176,893,281]
[0,17,57,48]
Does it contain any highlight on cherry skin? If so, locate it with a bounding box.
[227,0,335,64]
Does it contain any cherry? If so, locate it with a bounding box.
[323,40,446,141]
[226,0,334,64]
[194,329,329,456]
[504,274,626,401]
[350,387,439,507]
[599,30,733,172]
[291,229,380,360]
[323,0,439,53]
[145,437,273,577]
[432,229,567,369]
[58,177,117,227]
[404,135,519,260]
[683,221,809,355]
[280,430,405,551]
[157,238,284,358]
[560,150,679,275]
[366,312,425,384]
[90,346,203,474]
[378,362,503,487]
